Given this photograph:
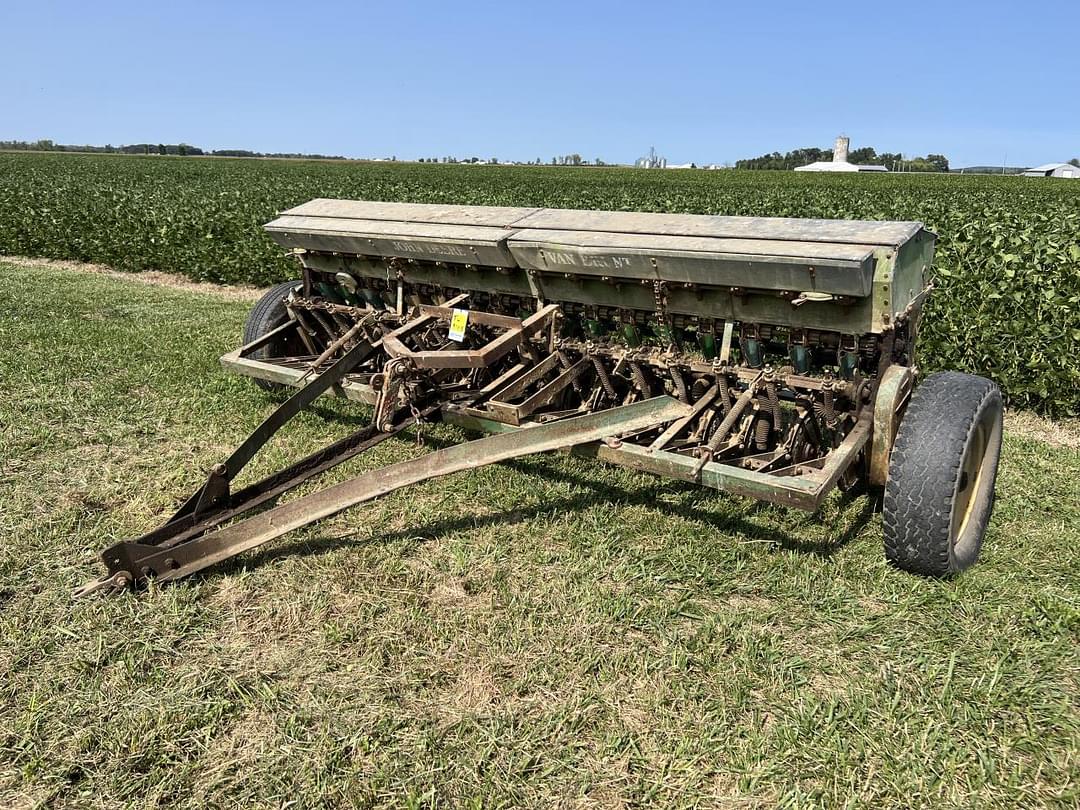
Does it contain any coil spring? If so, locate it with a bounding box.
[670,368,690,403]
[592,356,617,399]
[766,379,781,433]
[706,399,746,454]
[754,412,772,450]
[717,373,733,415]
[558,349,584,396]
[630,361,651,396]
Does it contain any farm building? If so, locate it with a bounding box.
[1021,162,1080,179]
[635,146,667,169]
[795,136,889,173]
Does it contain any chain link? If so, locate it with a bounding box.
[409,400,425,448]
[652,280,671,347]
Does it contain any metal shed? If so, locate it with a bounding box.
[1021,163,1080,178]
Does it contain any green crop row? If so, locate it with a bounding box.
[0,153,1077,414]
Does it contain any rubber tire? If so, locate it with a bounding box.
[242,280,303,392]
[883,371,1003,576]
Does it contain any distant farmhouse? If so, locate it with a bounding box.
[794,136,888,173]
[1021,162,1080,179]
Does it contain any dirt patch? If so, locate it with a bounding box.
[444,662,498,718]
[1005,410,1080,450]
[429,578,470,606]
[0,792,52,810]
[1,255,266,301]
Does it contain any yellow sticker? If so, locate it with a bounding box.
[448,308,469,342]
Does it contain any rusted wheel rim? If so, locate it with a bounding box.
[950,409,1000,549]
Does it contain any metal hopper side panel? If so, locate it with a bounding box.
[508,229,878,298]
[264,215,518,266]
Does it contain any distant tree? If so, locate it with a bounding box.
[925,154,949,172]
[490,157,498,164]
[736,147,832,170]
[1070,158,1080,167]
[847,146,877,164]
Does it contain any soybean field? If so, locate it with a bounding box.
[1,152,1077,414]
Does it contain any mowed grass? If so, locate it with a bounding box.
[0,262,1077,809]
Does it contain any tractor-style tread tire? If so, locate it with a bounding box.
[883,371,1003,577]
[242,280,302,392]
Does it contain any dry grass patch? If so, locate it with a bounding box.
[1,255,265,301]
[1005,409,1080,449]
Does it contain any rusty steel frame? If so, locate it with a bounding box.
[219,343,871,512]
[174,332,377,522]
[75,396,690,597]
[443,405,872,510]
[869,364,914,487]
[381,303,558,369]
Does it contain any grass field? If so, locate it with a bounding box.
[1,261,1078,808]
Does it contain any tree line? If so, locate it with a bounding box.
[0,139,346,161]
[736,146,950,172]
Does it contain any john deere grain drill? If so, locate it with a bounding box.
[76,200,1003,596]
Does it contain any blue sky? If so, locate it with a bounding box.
[3,0,1077,167]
